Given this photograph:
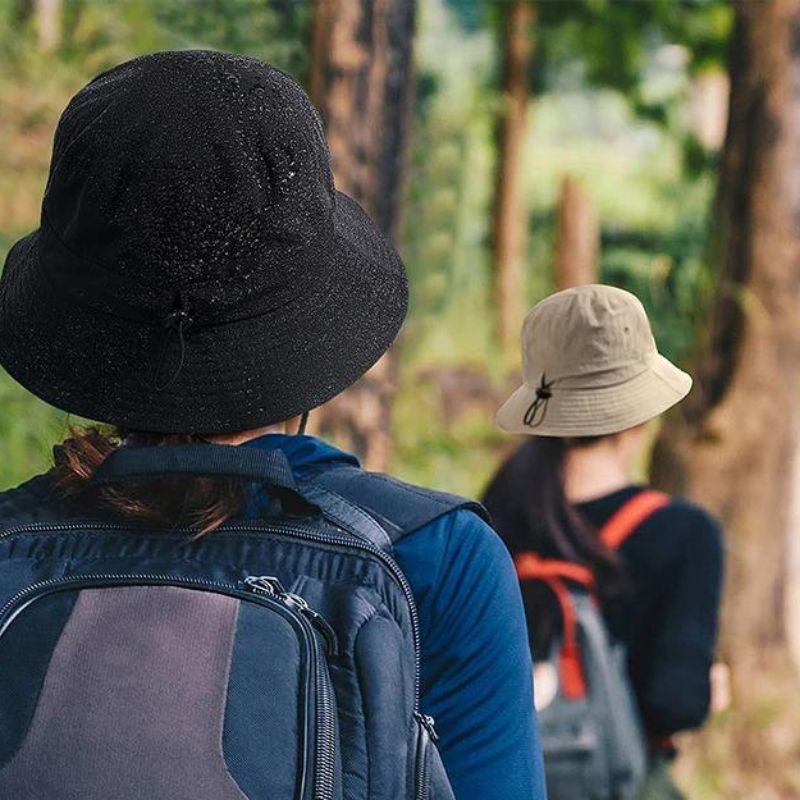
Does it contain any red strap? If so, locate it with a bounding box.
[514,555,591,698]
[600,490,670,550]
[514,552,595,588]
[541,577,587,699]
[513,556,588,698]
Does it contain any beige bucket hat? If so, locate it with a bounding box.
[496,284,692,437]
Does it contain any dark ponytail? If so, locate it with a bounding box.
[53,427,247,536]
[483,437,625,600]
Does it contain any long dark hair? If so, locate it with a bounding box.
[54,427,246,535]
[483,436,625,598]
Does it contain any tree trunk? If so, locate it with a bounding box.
[492,0,535,348]
[308,0,415,470]
[651,3,800,791]
[34,0,59,52]
[555,175,599,290]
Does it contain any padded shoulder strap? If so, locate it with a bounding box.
[600,489,670,550]
[311,466,491,544]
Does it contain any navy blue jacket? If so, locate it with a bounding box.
[579,487,723,737]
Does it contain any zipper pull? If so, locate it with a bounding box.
[243,576,338,656]
[243,575,287,596]
[415,711,439,743]
[283,591,339,657]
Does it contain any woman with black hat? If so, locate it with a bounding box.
[0,52,544,799]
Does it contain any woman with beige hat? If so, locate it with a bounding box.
[484,284,724,799]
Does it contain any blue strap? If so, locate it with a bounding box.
[312,466,491,542]
[95,444,297,487]
[95,444,393,551]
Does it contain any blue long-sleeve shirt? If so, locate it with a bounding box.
[244,433,546,800]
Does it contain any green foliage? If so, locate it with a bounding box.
[450,0,733,92]
[445,0,733,172]
[402,0,498,369]
[0,370,68,488]
[523,84,717,363]
[150,0,309,79]
[0,0,308,76]
[536,0,732,180]
[535,0,732,87]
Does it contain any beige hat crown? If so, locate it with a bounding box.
[496,284,692,437]
[522,285,656,386]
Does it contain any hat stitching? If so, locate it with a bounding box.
[37,213,325,322]
[34,216,337,332]
[530,360,655,392]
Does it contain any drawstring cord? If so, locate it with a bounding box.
[153,295,193,392]
[523,374,555,429]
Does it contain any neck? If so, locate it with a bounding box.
[209,416,303,446]
[564,445,631,503]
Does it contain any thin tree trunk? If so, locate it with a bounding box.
[492,0,534,348]
[308,0,416,470]
[651,3,800,791]
[34,0,60,52]
[555,176,599,290]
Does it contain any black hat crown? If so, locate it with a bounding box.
[0,51,407,433]
[43,51,336,320]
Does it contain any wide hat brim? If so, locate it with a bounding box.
[0,192,407,434]
[496,354,692,437]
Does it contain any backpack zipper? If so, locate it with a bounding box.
[244,575,338,656]
[413,712,436,800]
[244,575,337,800]
[0,572,337,800]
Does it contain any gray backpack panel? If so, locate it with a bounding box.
[537,591,646,800]
[0,586,249,799]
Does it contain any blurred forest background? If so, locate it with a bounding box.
[3,0,800,796]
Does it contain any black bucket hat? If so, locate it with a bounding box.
[0,50,407,433]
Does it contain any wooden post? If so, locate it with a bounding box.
[688,68,730,151]
[555,176,599,289]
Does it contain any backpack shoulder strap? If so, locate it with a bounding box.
[512,553,591,699]
[513,490,671,583]
[600,489,670,550]
[311,465,491,545]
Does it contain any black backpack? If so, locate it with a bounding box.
[0,443,486,800]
